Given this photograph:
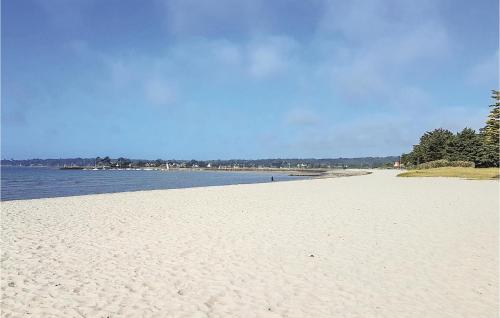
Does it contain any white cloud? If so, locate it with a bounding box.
[63,41,181,110]
[319,0,440,43]
[281,104,487,158]
[248,46,286,78]
[210,41,242,66]
[284,108,321,127]
[162,0,260,36]
[144,79,177,107]
[318,0,450,107]
[246,36,297,78]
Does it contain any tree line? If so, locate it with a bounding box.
[2,156,400,169]
[402,90,500,168]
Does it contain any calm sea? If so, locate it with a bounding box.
[1,166,305,201]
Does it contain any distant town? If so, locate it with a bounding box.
[1,156,399,170]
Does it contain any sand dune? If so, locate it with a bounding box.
[1,170,498,317]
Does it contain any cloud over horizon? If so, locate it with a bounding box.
[2,0,498,159]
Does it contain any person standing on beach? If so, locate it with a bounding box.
[271,176,274,182]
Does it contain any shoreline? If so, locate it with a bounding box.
[5,165,376,177]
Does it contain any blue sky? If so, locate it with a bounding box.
[2,0,498,159]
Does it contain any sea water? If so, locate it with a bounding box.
[1,166,304,201]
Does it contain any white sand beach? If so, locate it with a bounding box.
[1,170,498,317]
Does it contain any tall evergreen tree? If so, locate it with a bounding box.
[484,90,500,145]
[477,90,500,167]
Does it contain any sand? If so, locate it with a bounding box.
[1,170,498,317]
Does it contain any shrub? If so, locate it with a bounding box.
[417,159,450,169]
[416,159,474,169]
[448,160,475,168]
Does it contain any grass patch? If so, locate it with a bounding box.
[397,167,500,180]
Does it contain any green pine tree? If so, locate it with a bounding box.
[486,90,500,143]
[478,90,500,167]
